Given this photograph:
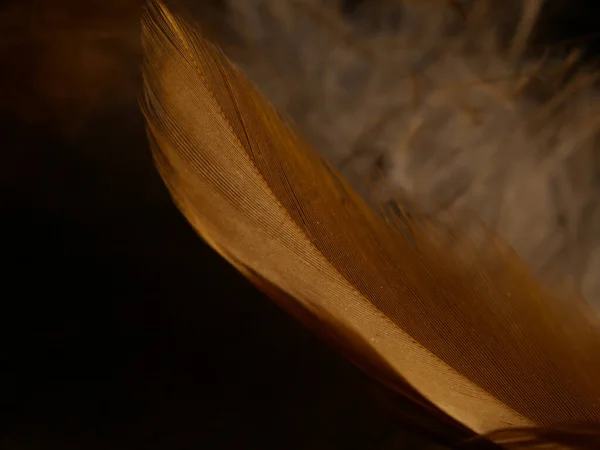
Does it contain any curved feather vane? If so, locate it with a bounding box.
[141,0,600,444]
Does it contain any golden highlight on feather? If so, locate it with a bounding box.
[141,0,600,445]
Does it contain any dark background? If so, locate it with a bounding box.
[1,1,599,449]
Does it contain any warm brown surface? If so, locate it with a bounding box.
[144,0,600,439]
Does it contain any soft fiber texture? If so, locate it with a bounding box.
[210,0,600,310]
[142,0,600,445]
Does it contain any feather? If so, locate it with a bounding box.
[141,0,600,445]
